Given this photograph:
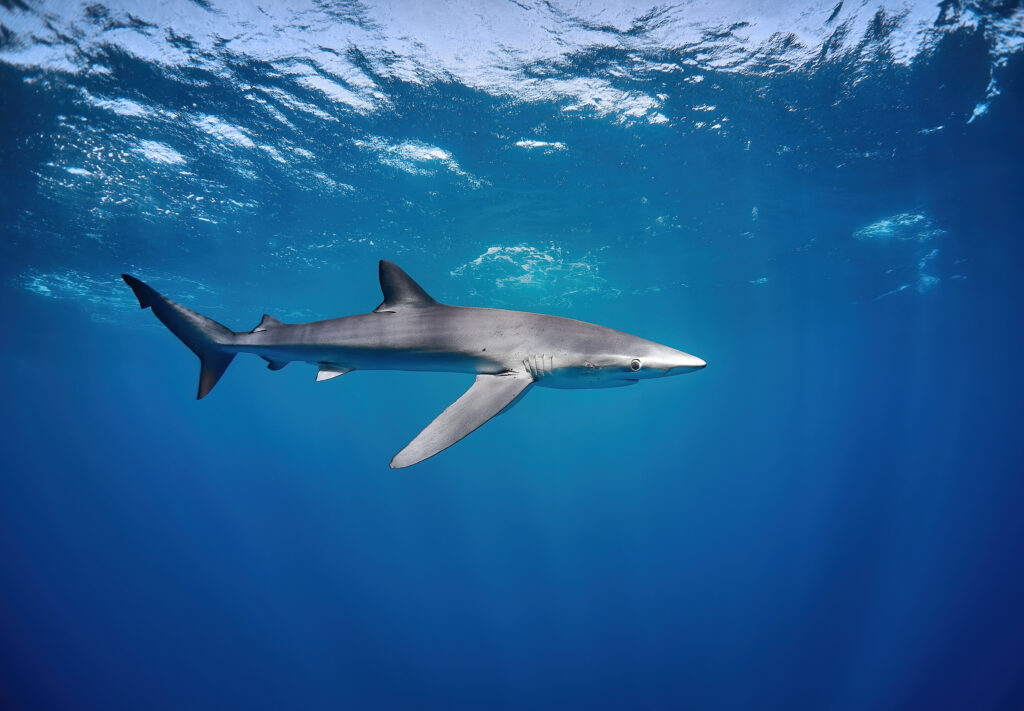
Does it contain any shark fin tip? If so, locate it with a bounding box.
[122,273,152,309]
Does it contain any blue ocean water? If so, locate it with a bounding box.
[2,1,1024,708]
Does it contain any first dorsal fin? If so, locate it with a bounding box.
[251,314,283,333]
[375,260,438,313]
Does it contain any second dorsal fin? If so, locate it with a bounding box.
[251,314,283,333]
[375,260,438,313]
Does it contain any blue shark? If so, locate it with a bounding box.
[123,261,705,467]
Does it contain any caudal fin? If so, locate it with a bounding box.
[123,274,237,399]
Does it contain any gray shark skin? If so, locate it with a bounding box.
[123,261,706,468]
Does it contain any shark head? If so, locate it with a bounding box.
[626,341,707,379]
[593,340,705,382]
[542,329,706,389]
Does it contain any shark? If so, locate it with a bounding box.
[123,261,706,468]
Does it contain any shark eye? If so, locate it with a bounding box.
[630,359,642,372]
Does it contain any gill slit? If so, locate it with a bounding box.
[522,354,552,378]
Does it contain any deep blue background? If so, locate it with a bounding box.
[3,7,1024,710]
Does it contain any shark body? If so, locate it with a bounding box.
[123,261,706,468]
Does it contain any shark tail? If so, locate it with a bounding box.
[122,274,237,399]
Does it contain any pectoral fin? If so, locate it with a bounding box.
[391,372,533,469]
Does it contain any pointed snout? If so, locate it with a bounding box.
[644,346,706,376]
[668,352,706,374]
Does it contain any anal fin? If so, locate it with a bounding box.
[263,358,288,371]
